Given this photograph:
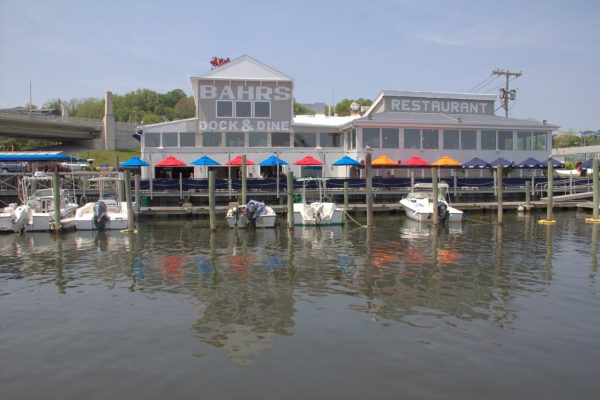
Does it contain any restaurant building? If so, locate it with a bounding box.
[140,55,558,179]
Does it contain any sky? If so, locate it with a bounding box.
[1,0,599,132]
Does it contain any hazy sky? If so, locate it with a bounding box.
[1,0,598,132]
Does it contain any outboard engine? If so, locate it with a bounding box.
[232,206,240,227]
[437,202,449,223]
[13,205,31,233]
[245,201,258,227]
[93,201,109,231]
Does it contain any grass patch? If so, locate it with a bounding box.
[70,150,141,169]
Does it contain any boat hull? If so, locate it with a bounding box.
[400,199,463,223]
[226,206,277,228]
[293,203,344,226]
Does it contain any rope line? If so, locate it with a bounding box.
[344,210,368,228]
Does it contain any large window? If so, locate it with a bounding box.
[461,130,476,149]
[320,132,343,147]
[226,132,245,147]
[443,130,460,150]
[294,132,316,147]
[217,101,233,118]
[180,132,195,147]
[363,128,380,148]
[162,132,178,147]
[350,129,356,149]
[254,102,270,118]
[533,132,547,150]
[382,128,399,148]
[481,130,497,150]
[517,131,532,150]
[498,130,513,150]
[203,132,221,147]
[249,132,268,147]
[404,129,420,149]
[272,132,290,147]
[235,101,251,118]
[145,132,160,147]
[422,129,439,149]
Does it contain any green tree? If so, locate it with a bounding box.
[173,96,196,119]
[334,98,372,116]
[71,98,104,119]
[294,101,314,115]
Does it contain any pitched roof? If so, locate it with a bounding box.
[193,55,293,82]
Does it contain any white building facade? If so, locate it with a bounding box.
[140,55,558,179]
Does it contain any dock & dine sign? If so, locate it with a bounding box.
[198,84,292,131]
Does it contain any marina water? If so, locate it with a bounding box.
[1,212,599,399]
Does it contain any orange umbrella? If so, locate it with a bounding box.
[371,155,399,167]
[431,155,462,167]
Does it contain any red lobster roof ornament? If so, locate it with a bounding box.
[210,57,230,69]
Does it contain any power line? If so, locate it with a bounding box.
[492,69,522,117]
[468,74,496,92]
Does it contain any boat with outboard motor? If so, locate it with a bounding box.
[74,176,129,230]
[293,178,343,226]
[0,203,33,233]
[399,183,463,223]
[226,199,276,228]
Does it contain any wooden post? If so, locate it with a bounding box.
[287,172,294,229]
[209,170,216,231]
[432,167,439,225]
[343,181,349,211]
[179,174,183,200]
[124,169,134,232]
[547,158,554,222]
[525,180,531,208]
[52,171,61,231]
[365,148,373,228]
[593,159,599,220]
[497,165,503,225]
[241,155,247,205]
[134,174,141,213]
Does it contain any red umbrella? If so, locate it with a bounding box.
[293,155,323,166]
[226,155,256,166]
[155,155,187,167]
[402,155,431,167]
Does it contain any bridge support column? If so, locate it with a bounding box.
[102,91,116,150]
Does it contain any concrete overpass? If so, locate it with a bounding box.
[0,92,139,150]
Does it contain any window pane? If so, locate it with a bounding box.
[481,130,496,150]
[443,130,459,149]
[180,132,195,147]
[382,128,399,148]
[404,129,420,149]
[517,131,531,150]
[351,129,356,149]
[272,132,290,147]
[422,129,439,149]
[203,132,221,147]
[294,132,316,147]
[461,130,476,149]
[498,130,513,150]
[254,102,270,118]
[533,132,547,150]
[236,101,251,118]
[226,132,245,147]
[145,132,160,147]
[363,128,380,148]
[217,101,232,117]
[320,132,342,147]
[249,132,268,147]
[162,132,178,147]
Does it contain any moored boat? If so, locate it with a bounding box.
[226,200,276,228]
[400,183,463,223]
[293,178,343,226]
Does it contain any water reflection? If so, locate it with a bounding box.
[0,213,596,366]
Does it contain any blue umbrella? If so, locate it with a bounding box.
[461,157,490,169]
[259,155,289,166]
[191,155,220,166]
[120,156,150,168]
[332,155,361,166]
[515,157,542,168]
[538,158,565,168]
[489,157,513,168]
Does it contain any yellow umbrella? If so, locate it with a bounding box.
[371,155,398,167]
[431,155,462,166]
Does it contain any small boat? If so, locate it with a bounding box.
[23,188,79,231]
[555,169,581,179]
[293,178,343,226]
[75,198,129,230]
[226,200,276,228]
[400,183,463,223]
[0,203,33,233]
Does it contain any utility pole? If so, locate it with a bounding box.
[492,69,522,117]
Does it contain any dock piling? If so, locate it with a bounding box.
[432,167,439,225]
[497,165,503,225]
[209,170,216,231]
[287,172,294,229]
[134,174,141,213]
[539,157,556,224]
[525,180,531,209]
[365,148,373,228]
[241,155,247,205]
[587,159,599,223]
[343,181,349,213]
[52,171,61,231]
[124,169,135,232]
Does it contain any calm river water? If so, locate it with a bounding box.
[1,212,599,399]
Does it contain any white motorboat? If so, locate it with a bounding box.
[0,203,33,233]
[75,198,129,230]
[400,183,463,223]
[555,169,581,179]
[23,188,79,231]
[293,178,343,226]
[226,200,276,228]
